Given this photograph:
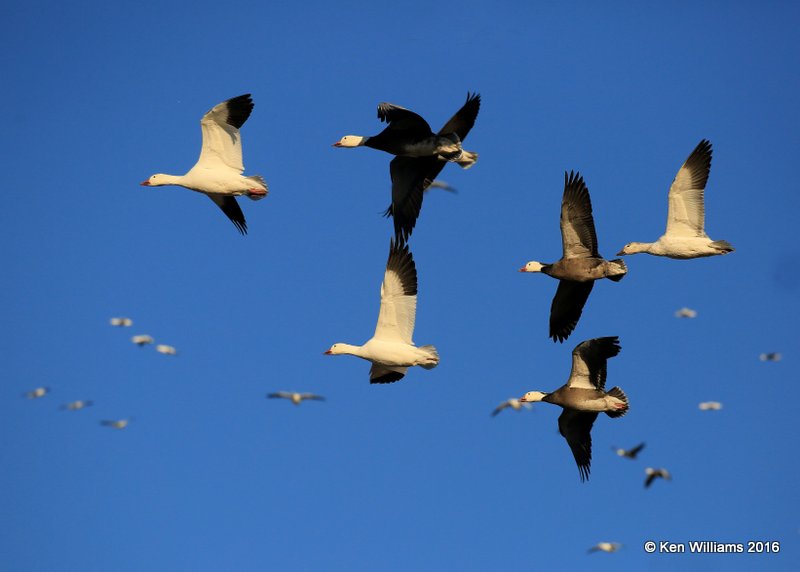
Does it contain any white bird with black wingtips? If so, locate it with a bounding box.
[324,240,439,383]
[141,94,268,234]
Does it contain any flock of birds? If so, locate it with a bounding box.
[16,91,787,557]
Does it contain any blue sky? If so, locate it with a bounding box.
[2,1,798,570]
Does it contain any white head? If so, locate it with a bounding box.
[519,261,545,273]
[324,343,347,355]
[141,174,170,186]
[617,242,648,256]
[519,390,548,403]
[332,135,367,148]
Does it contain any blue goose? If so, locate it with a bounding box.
[324,240,439,383]
[618,140,733,258]
[644,467,672,488]
[612,442,645,459]
[519,337,628,481]
[142,94,268,234]
[267,392,326,405]
[520,172,627,342]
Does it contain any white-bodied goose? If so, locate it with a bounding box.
[141,94,267,234]
[618,140,734,258]
[155,344,177,355]
[519,337,628,481]
[588,542,622,554]
[23,386,50,399]
[491,398,532,417]
[335,94,480,241]
[110,317,133,327]
[644,467,671,488]
[100,418,132,430]
[267,392,326,405]
[520,172,627,342]
[698,401,723,410]
[131,334,154,346]
[61,399,93,411]
[674,307,697,318]
[324,240,439,383]
[612,442,645,459]
[426,180,457,194]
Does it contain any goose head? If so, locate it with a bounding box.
[519,390,548,403]
[332,135,367,148]
[519,261,545,273]
[324,343,345,355]
[141,174,170,186]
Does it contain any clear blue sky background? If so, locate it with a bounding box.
[2,1,798,570]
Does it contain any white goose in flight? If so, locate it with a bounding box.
[520,171,627,342]
[141,94,268,234]
[325,240,439,383]
[519,337,628,482]
[618,140,733,258]
[490,398,532,417]
[267,392,326,405]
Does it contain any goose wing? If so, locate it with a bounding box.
[300,393,326,401]
[377,102,432,135]
[373,240,417,344]
[194,94,254,173]
[267,392,293,400]
[384,93,481,242]
[549,281,594,343]
[558,409,598,482]
[560,171,599,258]
[370,364,407,384]
[491,401,511,417]
[566,336,621,390]
[207,195,247,234]
[665,139,712,237]
[627,441,646,458]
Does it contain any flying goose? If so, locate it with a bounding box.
[141,94,267,234]
[267,392,326,405]
[61,399,93,411]
[426,180,457,193]
[759,352,781,362]
[618,140,734,258]
[324,240,439,383]
[131,334,154,346]
[100,418,132,430]
[491,398,532,417]
[644,467,671,488]
[519,337,628,481]
[155,344,177,355]
[110,317,133,327]
[520,172,627,342]
[23,386,50,399]
[588,542,622,554]
[333,100,478,167]
[698,401,723,410]
[612,442,645,459]
[674,307,697,318]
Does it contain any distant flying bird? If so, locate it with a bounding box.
[519,337,628,482]
[267,392,326,405]
[644,467,672,488]
[23,386,50,399]
[674,307,697,318]
[325,240,439,384]
[131,335,154,346]
[588,542,622,554]
[612,442,645,459]
[334,93,480,241]
[425,180,457,193]
[141,94,267,234]
[109,317,133,327]
[490,398,532,417]
[100,418,132,430]
[61,399,93,411]
[617,140,734,258]
[759,352,781,362]
[520,172,627,342]
[698,401,723,410]
[155,344,177,355]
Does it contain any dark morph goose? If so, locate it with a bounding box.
[334,93,480,241]
[141,94,268,234]
[519,337,628,482]
[520,172,627,342]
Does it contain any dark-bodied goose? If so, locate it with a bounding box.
[520,172,627,342]
[100,418,132,430]
[644,467,672,488]
[759,352,781,362]
[141,94,268,234]
[612,442,645,459]
[324,240,439,383]
[618,140,734,258]
[61,399,93,411]
[519,336,628,482]
[267,392,326,405]
[491,398,532,417]
[110,317,133,327]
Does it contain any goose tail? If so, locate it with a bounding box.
[418,345,440,369]
[606,259,628,282]
[605,386,629,418]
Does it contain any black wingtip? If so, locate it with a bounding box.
[224,94,254,130]
[370,371,405,384]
